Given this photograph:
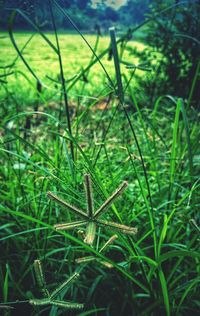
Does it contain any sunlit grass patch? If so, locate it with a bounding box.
[0,32,146,104]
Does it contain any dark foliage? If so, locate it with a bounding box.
[0,0,150,31]
[131,0,200,108]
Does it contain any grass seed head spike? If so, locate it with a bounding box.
[97,219,138,235]
[29,298,84,309]
[54,220,87,231]
[94,181,128,219]
[99,234,118,253]
[34,260,45,288]
[98,260,114,269]
[75,256,95,264]
[84,173,94,218]
[29,298,51,306]
[47,191,88,219]
[31,261,81,310]
[50,272,79,300]
[51,300,84,309]
[33,260,50,297]
[49,175,136,246]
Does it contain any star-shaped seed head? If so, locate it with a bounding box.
[29,260,83,310]
[47,174,137,246]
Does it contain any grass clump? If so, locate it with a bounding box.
[0,1,199,316]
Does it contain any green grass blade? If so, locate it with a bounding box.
[187,60,200,109]
[109,27,124,103]
[130,256,158,268]
[158,268,170,316]
[108,29,157,258]
[175,279,200,315]
[158,214,168,257]
[180,100,193,176]
[159,250,200,264]
[11,9,58,53]
[8,11,41,83]
[169,98,181,188]
[3,264,9,302]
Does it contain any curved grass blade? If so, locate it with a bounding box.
[180,100,193,176]
[169,98,181,189]
[175,278,200,316]
[8,11,42,83]
[9,8,58,53]
[158,269,170,316]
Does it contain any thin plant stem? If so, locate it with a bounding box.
[109,27,157,258]
[48,0,74,163]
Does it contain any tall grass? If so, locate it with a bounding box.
[0,1,199,315]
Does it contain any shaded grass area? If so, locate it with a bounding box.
[0,27,200,316]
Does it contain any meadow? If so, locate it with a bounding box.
[0,16,199,316]
[0,32,145,101]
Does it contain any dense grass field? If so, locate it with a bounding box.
[0,25,199,316]
[0,32,145,102]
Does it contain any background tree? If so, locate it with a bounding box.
[118,0,151,25]
[131,0,200,108]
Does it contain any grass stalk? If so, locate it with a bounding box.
[109,27,157,259]
[48,0,74,164]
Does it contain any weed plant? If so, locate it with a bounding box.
[0,1,199,316]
